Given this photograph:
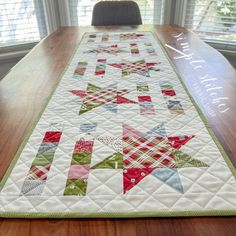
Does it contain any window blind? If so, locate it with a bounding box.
[0,0,47,47]
[68,0,165,26]
[184,0,236,43]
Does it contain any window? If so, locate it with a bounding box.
[0,0,47,47]
[1,0,235,49]
[68,0,166,26]
[184,0,236,43]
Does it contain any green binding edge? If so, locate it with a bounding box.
[0,31,236,218]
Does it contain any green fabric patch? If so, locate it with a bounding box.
[173,150,209,168]
[122,70,130,77]
[87,83,101,93]
[64,179,87,196]
[96,67,105,72]
[79,102,101,115]
[159,81,173,90]
[72,152,91,165]
[91,153,123,169]
[32,154,54,166]
[161,85,173,90]
[137,59,145,64]
[137,85,149,92]
[89,34,96,38]
[78,61,87,66]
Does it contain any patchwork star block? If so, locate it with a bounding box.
[70,83,137,115]
[120,33,145,40]
[92,123,209,194]
[109,59,161,77]
[84,44,127,55]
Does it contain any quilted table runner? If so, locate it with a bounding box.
[1,32,236,218]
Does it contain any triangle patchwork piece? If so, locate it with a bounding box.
[116,96,137,104]
[145,123,166,137]
[151,168,184,193]
[123,168,155,193]
[102,104,117,113]
[91,153,123,169]
[173,150,209,168]
[168,135,195,150]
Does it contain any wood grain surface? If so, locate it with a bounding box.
[0,25,236,236]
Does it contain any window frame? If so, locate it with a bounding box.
[175,0,236,52]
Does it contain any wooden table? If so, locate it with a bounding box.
[0,25,236,236]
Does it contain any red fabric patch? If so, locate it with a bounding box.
[139,146,149,152]
[153,153,162,159]
[133,142,140,147]
[117,90,127,95]
[123,159,130,166]
[130,153,138,159]
[108,63,122,69]
[161,90,176,96]
[147,142,155,147]
[159,148,167,153]
[139,137,147,143]
[123,168,155,193]
[147,62,160,67]
[97,59,106,62]
[123,149,130,155]
[138,96,152,102]
[116,96,137,104]
[123,136,129,142]
[43,131,62,143]
[95,71,105,75]
[28,165,50,180]
[168,135,195,150]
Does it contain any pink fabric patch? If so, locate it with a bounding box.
[70,90,87,98]
[68,164,90,179]
[74,67,85,74]
[74,140,94,153]
[140,107,155,115]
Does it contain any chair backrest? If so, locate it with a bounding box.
[92,1,142,26]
